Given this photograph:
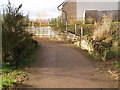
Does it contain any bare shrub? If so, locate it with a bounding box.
[92,14,112,41]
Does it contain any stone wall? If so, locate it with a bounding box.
[62,0,77,22]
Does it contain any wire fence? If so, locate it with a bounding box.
[26,26,60,38]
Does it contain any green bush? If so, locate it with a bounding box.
[82,24,93,36]
[86,18,94,24]
[91,53,100,60]
[50,18,66,32]
[1,1,38,89]
[115,61,120,68]
[2,1,31,63]
[1,44,38,89]
[102,49,113,59]
[4,37,37,66]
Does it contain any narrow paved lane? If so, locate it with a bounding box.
[24,39,115,88]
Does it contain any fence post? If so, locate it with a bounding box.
[41,27,44,36]
[57,18,58,28]
[81,27,83,37]
[81,27,83,39]
[49,29,51,38]
[75,23,77,36]
[66,22,68,31]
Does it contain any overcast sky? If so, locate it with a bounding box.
[0,0,119,20]
[0,0,65,20]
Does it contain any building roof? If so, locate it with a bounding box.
[57,0,68,10]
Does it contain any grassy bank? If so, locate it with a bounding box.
[1,46,38,89]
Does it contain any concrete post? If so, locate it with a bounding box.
[81,27,83,37]
[66,21,68,31]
